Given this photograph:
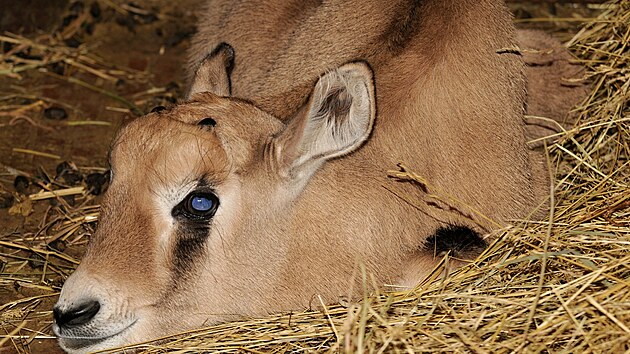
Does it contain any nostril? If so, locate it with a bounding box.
[54,300,101,328]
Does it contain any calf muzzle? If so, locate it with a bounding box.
[54,300,101,328]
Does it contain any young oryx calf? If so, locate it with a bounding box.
[52,0,566,352]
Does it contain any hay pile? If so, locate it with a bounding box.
[1,0,628,353]
[100,1,628,353]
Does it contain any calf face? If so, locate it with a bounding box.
[53,47,376,353]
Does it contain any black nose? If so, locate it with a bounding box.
[54,301,100,328]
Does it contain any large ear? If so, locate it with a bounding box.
[273,62,376,179]
[187,43,235,99]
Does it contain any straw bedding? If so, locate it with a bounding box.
[1,1,628,353]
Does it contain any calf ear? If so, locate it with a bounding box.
[187,43,235,98]
[274,62,376,179]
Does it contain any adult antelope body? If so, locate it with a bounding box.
[53,0,569,352]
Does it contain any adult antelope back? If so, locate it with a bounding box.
[54,0,550,352]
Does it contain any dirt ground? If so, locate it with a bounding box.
[1,1,202,352]
[0,1,601,353]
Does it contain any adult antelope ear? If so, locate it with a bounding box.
[187,42,235,98]
[274,62,376,180]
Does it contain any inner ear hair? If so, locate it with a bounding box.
[276,61,376,178]
[306,63,375,160]
[314,84,353,129]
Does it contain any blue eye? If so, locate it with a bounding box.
[191,196,213,211]
[178,192,219,220]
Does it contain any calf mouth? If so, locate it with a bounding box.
[54,319,137,352]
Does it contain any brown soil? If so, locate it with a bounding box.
[0,0,201,352]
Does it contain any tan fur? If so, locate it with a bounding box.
[54,1,586,352]
[517,29,590,143]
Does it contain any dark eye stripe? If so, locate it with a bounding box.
[168,176,220,277]
[172,224,209,281]
[170,188,219,280]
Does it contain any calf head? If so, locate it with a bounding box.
[53,45,376,353]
